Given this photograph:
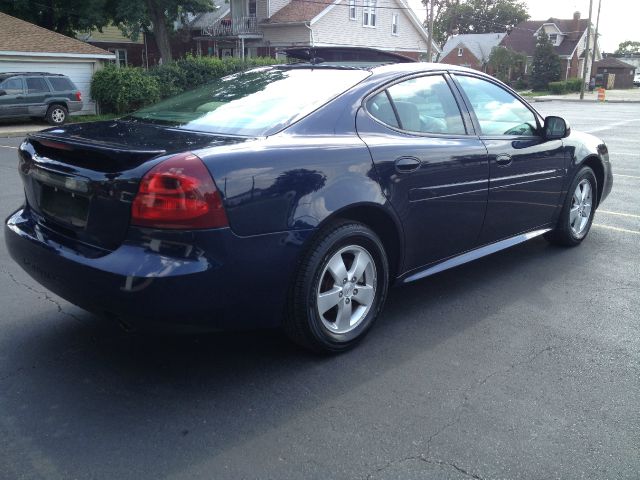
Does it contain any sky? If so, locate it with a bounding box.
[406,0,640,52]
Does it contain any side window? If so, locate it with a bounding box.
[366,91,399,128]
[47,77,74,91]
[0,78,23,95]
[385,75,466,135]
[455,75,538,136]
[26,78,50,94]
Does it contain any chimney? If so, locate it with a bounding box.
[572,11,581,40]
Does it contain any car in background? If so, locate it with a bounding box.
[634,72,640,87]
[0,72,82,125]
[5,53,613,353]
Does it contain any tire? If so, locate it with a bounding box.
[45,104,68,126]
[545,166,597,246]
[285,221,389,353]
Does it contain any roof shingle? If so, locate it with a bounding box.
[261,0,329,24]
[0,12,113,57]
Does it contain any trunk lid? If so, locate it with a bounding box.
[19,120,244,252]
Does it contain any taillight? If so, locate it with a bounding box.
[131,152,228,229]
[75,91,82,101]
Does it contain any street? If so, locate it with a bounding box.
[0,102,638,479]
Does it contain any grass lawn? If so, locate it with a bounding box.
[67,114,119,123]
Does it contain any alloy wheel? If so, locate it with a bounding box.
[569,179,593,237]
[51,108,65,124]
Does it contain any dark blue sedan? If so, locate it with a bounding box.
[5,59,612,352]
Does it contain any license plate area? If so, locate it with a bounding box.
[40,185,90,228]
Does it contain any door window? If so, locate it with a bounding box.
[26,78,50,94]
[0,78,23,95]
[367,75,466,135]
[455,75,538,136]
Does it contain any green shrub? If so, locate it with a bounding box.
[565,77,583,92]
[548,81,567,94]
[91,65,160,114]
[92,56,282,114]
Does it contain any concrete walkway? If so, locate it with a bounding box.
[532,88,640,103]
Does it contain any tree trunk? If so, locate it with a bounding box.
[146,0,172,63]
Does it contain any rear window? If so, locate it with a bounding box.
[128,67,370,136]
[26,77,50,93]
[47,77,75,91]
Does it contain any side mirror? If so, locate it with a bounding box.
[544,116,570,140]
[0,89,6,96]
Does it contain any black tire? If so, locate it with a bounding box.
[545,166,597,246]
[284,221,389,353]
[45,104,68,126]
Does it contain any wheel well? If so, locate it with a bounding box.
[582,156,604,207]
[333,205,402,280]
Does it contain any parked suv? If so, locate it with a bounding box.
[0,72,82,125]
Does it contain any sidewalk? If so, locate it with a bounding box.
[0,121,48,138]
[532,88,640,103]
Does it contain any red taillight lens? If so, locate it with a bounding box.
[131,152,228,229]
[75,91,82,101]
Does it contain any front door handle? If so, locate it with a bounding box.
[495,154,512,167]
[395,156,421,173]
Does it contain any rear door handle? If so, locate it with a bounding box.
[495,154,512,167]
[395,156,421,173]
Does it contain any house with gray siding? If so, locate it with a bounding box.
[195,0,440,61]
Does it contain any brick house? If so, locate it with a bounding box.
[194,0,440,61]
[439,33,507,71]
[593,57,636,89]
[500,11,601,81]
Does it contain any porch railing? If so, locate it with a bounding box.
[202,16,261,37]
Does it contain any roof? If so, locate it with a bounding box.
[261,0,328,24]
[189,0,230,29]
[594,57,636,70]
[441,33,507,63]
[501,17,590,57]
[0,12,113,58]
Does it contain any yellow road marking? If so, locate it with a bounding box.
[598,210,640,219]
[593,224,640,235]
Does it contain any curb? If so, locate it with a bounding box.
[532,97,640,103]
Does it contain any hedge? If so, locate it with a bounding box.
[548,78,584,95]
[92,55,282,114]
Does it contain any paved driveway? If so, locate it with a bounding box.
[0,102,638,479]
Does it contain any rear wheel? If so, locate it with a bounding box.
[285,221,389,353]
[45,104,68,125]
[545,166,597,246]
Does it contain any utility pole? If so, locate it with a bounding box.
[590,0,602,80]
[580,0,594,100]
[426,0,435,62]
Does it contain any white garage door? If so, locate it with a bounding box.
[0,59,98,114]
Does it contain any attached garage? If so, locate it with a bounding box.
[0,12,115,115]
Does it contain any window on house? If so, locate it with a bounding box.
[363,0,376,27]
[349,0,356,20]
[248,0,257,16]
[391,13,398,35]
[458,47,463,56]
[549,33,558,44]
[110,48,127,67]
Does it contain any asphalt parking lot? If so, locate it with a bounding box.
[0,102,638,479]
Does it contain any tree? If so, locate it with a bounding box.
[615,40,640,55]
[106,0,213,64]
[530,31,561,91]
[488,46,526,83]
[0,0,110,37]
[430,0,529,46]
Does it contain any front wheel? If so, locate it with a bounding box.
[545,166,597,246]
[285,221,389,353]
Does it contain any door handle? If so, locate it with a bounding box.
[394,156,421,173]
[495,154,512,167]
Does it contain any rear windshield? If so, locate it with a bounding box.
[48,77,75,91]
[128,67,370,136]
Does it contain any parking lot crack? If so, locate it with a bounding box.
[0,268,83,323]
[363,454,485,479]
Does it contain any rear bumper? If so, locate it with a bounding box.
[66,101,83,113]
[5,208,310,330]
